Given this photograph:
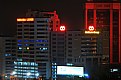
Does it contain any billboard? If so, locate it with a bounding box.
[57,66,84,76]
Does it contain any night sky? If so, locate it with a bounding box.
[0,0,85,35]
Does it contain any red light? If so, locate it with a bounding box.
[60,26,65,31]
[88,26,94,31]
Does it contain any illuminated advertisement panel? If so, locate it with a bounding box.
[57,66,84,76]
[60,26,65,31]
[17,18,34,21]
[85,26,100,34]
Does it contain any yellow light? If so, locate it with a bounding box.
[85,31,100,34]
[17,18,34,22]
[27,47,29,50]
[26,18,34,21]
[17,18,26,21]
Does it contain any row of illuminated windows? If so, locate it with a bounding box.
[18,40,48,42]
[14,62,38,66]
[15,70,38,73]
[17,50,47,53]
[18,44,48,47]
[5,53,12,56]
[17,20,48,23]
[14,67,38,70]
[14,75,38,78]
[18,47,48,50]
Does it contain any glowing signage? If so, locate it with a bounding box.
[85,26,100,34]
[57,66,84,77]
[60,26,65,31]
[17,18,34,22]
[85,31,100,34]
[88,26,94,31]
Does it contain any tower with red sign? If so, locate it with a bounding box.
[85,0,121,64]
[15,10,60,79]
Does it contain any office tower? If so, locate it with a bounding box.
[14,10,60,79]
[85,0,121,64]
[0,35,16,80]
[51,31,66,65]
[51,29,103,80]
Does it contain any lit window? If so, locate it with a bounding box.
[5,54,11,56]
[27,47,29,50]
[19,47,22,50]
[18,40,22,42]
[18,44,22,46]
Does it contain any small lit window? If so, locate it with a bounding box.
[19,47,22,50]
[27,47,29,50]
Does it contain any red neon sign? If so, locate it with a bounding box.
[88,26,94,31]
[60,26,65,31]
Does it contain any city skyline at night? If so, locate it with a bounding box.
[0,0,86,35]
[1,0,121,35]
[0,0,121,80]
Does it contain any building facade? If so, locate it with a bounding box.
[85,0,121,64]
[0,35,16,80]
[14,10,60,79]
[50,30,103,80]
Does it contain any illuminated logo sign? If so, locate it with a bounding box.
[60,26,65,31]
[88,26,94,31]
[17,18,34,22]
[85,26,100,34]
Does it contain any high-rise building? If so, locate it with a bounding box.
[0,35,16,80]
[14,10,60,79]
[85,0,121,64]
[51,29,103,80]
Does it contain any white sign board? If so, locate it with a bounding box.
[57,66,84,76]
